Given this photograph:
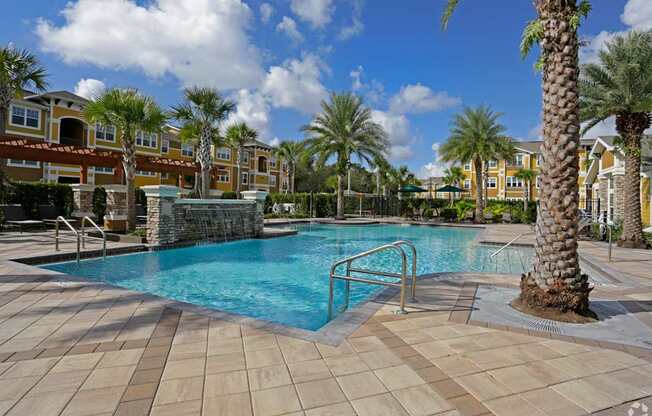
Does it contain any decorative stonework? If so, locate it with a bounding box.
[70,184,94,218]
[103,185,128,232]
[613,174,625,222]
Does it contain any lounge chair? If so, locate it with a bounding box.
[38,205,78,227]
[0,204,46,233]
[502,212,512,223]
[463,211,474,222]
[136,204,148,224]
[484,212,494,223]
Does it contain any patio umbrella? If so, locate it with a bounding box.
[399,184,427,193]
[434,185,465,193]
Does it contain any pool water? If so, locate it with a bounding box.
[44,224,532,331]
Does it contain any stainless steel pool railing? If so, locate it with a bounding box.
[81,216,106,260]
[328,240,417,320]
[55,216,80,264]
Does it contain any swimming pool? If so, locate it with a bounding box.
[44,224,532,331]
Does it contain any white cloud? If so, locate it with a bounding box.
[337,0,364,41]
[227,89,272,137]
[290,0,333,28]
[418,142,450,178]
[262,54,328,114]
[269,137,281,147]
[389,84,460,114]
[348,66,385,104]
[259,3,274,24]
[528,123,542,140]
[350,65,364,90]
[36,0,263,90]
[73,78,105,100]
[276,16,304,42]
[371,110,414,160]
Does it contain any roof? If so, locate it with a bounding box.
[514,139,595,154]
[244,139,274,150]
[25,90,89,104]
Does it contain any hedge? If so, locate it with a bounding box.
[264,192,337,218]
[3,183,74,218]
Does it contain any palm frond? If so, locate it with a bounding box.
[440,0,459,31]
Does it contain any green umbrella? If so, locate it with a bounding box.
[435,185,465,193]
[399,184,427,193]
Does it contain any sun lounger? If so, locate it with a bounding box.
[38,205,78,227]
[0,204,46,233]
[502,212,512,223]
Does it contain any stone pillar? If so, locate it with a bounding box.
[241,190,267,237]
[142,185,179,246]
[104,185,128,232]
[598,178,608,218]
[70,184,95,218]
[613,174,625,222]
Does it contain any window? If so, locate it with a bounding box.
[270,157,277,168]
[216,147,231,161]
[487,177,497,188]
[487,160,497,169]
[7,159,39,168]
[463,179,471,189]
[136,131,157,148]
[463,162,471,171]
[182,143,194,157]
[216,170,230,183]
[161,138,169,153]
[506,176,523,188]
[136,170,157,177]
[161,172,169,180]
[243,151,249,163]
[242,172,248,184]
[537,154,543,166]
[270,175,276,185]
[94,166,114,174]
[11,105,39,128]
[95,123,115,142]
[512,154,524,166]
[536,176,541,189]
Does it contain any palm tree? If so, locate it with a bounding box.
[443,166,465,206]
[442,1,594,317]
[171,87,235,199]
[303,92,388,219]
[85,88,167,231]
[274,141,305,194]
[580,31,652,249]
[515,168,537,211]
[439,106,513,223]
[0,46,48,135]
[225,122,257,197]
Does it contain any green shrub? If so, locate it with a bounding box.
[92,187,107,223]
[222,191,237,199]
[8,183,74,218]
[440,208,457,221]
[454,200,475,221]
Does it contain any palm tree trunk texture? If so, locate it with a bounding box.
[473,158,484,223]
[291,166,295,194]
[521,0,591,315]
[616,112,649,248]
[122,135,137,232]
[235,148,242,198]
[523,183,528,211]
[0,104,7,135]
[198,128,212,199]
[336,174,345,219]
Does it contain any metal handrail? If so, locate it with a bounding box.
[328,240,417,320]
[392,240,418,300]
[81,216,106,260]
[490,232,532,258]
[55,216,80,264]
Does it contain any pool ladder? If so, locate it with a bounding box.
[55,216,106,264]
[328,240,417,320]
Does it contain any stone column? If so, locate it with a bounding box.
[70,184,95,218]
[142,185,179,246]
[613,174,625,222]
[103,185,128,232]
[241,190,267,237]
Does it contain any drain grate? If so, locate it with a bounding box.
[526,318,562,335]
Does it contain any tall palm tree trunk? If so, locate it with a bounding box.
[198,130,212,199]
[291,166,295,194]
[521,0,591,316]
[336,174,345,219]
[122,135,137,232]
[616,112,649,248]
[523,183,528,211]
[235,148,242,198]
[473,158,484,223]
[0,103,8,135]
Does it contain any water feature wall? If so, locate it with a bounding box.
[142,186,266,247]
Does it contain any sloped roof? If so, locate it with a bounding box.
[25,90,89,104]
[514,139,595,154]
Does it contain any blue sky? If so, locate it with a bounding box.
[1,0,647,177]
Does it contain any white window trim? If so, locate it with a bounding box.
[463,179,471,189]
[506,176,524,188]
[241,172,248,184]
[487,160,497,169]
[216,147,231,161]
[161,138,170,154]
[182,143,194,157]
[270,175,277,185]
[7,159,40,169]
[9,104,40,130]
[136,170,157,177]
[136,131,158,149]
[463,162,471,171]
[95,123,116,143]
[216,171,230,183]
[487,177,497,188]
[94,166,114,174]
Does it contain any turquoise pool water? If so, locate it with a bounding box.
[43,224,532,331]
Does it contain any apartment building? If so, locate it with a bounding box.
[1,90,288,195]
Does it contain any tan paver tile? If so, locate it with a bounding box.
[429,379,467,400]
[394,329,434,345]
[0,376,40,401]
[295,378,347,409]
[523,360,574,385]
[351,392,409,416]
[136,356,167,371]
[413,340,455,359]
[130,368,163,384]
[81,365,136,390]
[50,352,103,373]
[122,383,158,402]
[281,341,322,364]
[304,402,356,416]
[0,357,58,378]
[488,365,547,394]
[208,337,243,356]
[206,352,246,374]
[167,342,206,361]
[31,369,90,393]
[209,321,241,338]
[455,372,512,401]
[584,373,648,403]
[251,385,301,416]
[392,384,453,416]
[248,364,292,390]
[315,341,355,358]
[552,379,620,413]
[204,370,249,397]
[287,359,331,384]
[349,336,386,353]
[203,392,252,416]
[539,340,592,355]
[432,355,482,378]
[448,394,490,416]
[161,357,205,380]
[374,364,424,391]
[324,354,369,377]
[403,355,432,371]
[545,356,601,378]
[520,388,587,416]
[61,386,125,416]
[7,390,75,416]
[336,371,387,400]
[154,376,204,405]
[113,398,153,416]
[609,368,652,395]
[484,394,546,416]
[97,348,144,368]
[359,348,403,370]
[421,325,463,340]
[415,365,448,383]
[244,335,278,351]
[150,400,202,416]
[245,347,284,369]
[464,348,525,370]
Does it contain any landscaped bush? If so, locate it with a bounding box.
[265,192,337,217]
[92,187,107,223]
[222,191,237,199]
[454,200,475,221]
[5,183,74,218]
[440,207,457,221]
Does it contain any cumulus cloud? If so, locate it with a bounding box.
[276,16,304,42]
[348,66,385,105]
[389,84,461,114]
[337,0,364,41]
[36,0,263,89]
[259,3,274,24]
[371,110,415,160]
[227,89,272,137]
[290,0,334,28]
[73,78,105,100]
[419,142,451,178]
[350,66,364,91]
[262,54,328,114]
